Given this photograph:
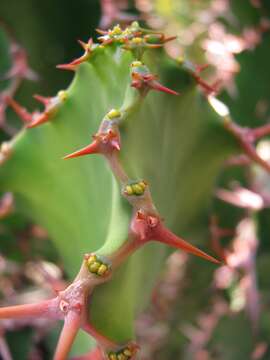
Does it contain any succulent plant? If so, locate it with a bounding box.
[1,12,270,359]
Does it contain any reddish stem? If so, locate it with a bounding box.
[225,121,270,172]
[252,123,270,139]
[0,336,13,360]
[0,299,58,320]
[83,323,117,349]
[54,311,81,360]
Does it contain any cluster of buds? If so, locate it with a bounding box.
[97,22,175,50]
[107,343,138,360]
[123,180,147,196]
[85,254,111,277]
[57,23,176,73]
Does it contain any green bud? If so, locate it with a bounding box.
[132,183,144,195]
[88,261,101,273]
[107,109,121,119]
[97,264,108,276]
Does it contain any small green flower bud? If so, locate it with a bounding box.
[108,353,117,360]
[109,25,122,36]
[88,261,101,273]
[123,349,132,357]
[57,90,68,101]
[107,109,121,119]
[117,354,127,360]
[125,185,133,196]
[131,37,143,44]
[132,183,144,195]
[131,61,143,68]
[97,264,108,276]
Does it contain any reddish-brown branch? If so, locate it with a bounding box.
[224,120,270,172]
[0,298,59,320]
[54,311,81,360]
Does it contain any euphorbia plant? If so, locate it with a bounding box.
[1,18,270,359]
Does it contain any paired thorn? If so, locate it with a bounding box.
[28,90,67,128]
[33,94,51,106]
[131,61,179,96]
[5,96,33,123]
[209,96,270,173]
[6,90,67,128]
[131,211,221,264]
[178,58,218,95]
[57,38,93,71]
[224,120,270,173]
[64,129,120,159]
[1,44,38,82]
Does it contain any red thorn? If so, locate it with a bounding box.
[57,38,92,71]
[150,81,180,96]
[157,226,221,264]
[0,299,56,320]
[132,212,220,264]
[78,39,87,50]
[147,44,163,49]
[96,28,108,35]
[195,64,209,73]
[111,139,120,151]
[6,97,32,123]
[56,63,76,72]
[78,38,93,51]
[164,35,177,43]
[27,113,49,128]
[193,74,217,95]
[63,140,100,159]
[33,94,51,105]
[64,130,120,159]
[99,38,113,45]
